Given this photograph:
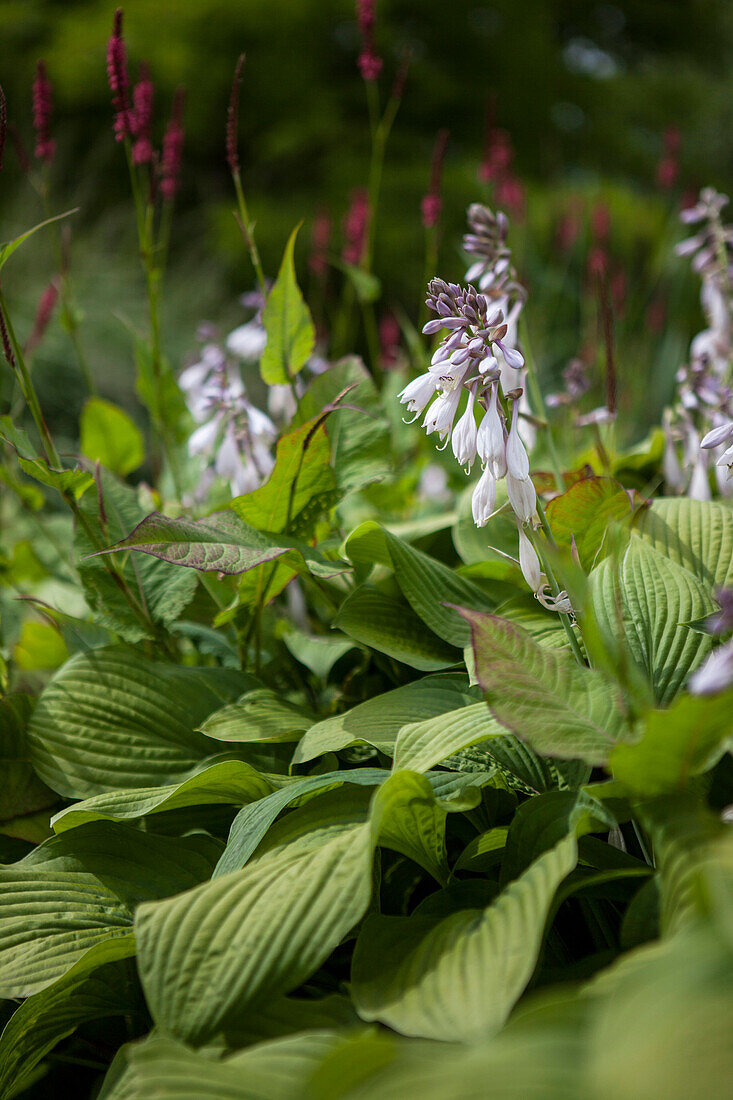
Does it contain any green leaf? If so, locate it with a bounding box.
[0,209,77,272]
[260,224,315,384]
[80,397,144,477]
[590,536,714,704]
[27,646,243,797]
[451,480,521,566]
[344,522,496,646]
[0,694,57,840]
[0,822,219,997]
[51,759,276,833]
[339,262,382,303]
[334,586,460,671]
[135,818,375,1042]
[0,941,141,1100]
[231,417,337,537]
[350,834,577,1042]
[635,497,733,589]
[393,702,508,773]
[133,338,189,445]
[502,788,616,882]
[12,620,68,671]
[544,476,636,570]
[91,509,348,582]
[100,1031,344,1100]
[281,627,357,680]
[294,357,390,493]
[610,691,733,796]
[200,688,314,744]
[462,609,628,766]
[0,416,94,499]
[75,470,198,642]
[292,673,477,766]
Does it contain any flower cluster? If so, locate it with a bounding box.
[106,9,132,142]
[179,334,276,501]
[131,62,154,166]
[356,0,382,82]
[664,188,733,499]
[400,206,573,615]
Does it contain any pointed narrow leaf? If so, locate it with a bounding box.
[260,224,315,384]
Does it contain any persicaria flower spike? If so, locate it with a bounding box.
[107,9,132,142]
[32,61,55,165]
[160,88,185,201]
[421,129,449,231]
[342,188,370,266]
[356,0,382,81]
[131,61,154,165]
[226,53,245,174]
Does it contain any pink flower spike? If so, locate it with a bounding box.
[341,187,370,266]
[107,9,132,142]
[160,87,186,201]
[226,53,245,175]
[33,61,55,164]
[421,129,449,230]
[131,61,154,165]
[355,0,382,81]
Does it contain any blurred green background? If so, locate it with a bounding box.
[2,0,733,444]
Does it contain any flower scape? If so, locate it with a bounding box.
[0,6,733,1100]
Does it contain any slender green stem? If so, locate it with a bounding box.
[519,317,566,492]
[532,498,586,667]
[232,170,267,298]
[0,287,59,466]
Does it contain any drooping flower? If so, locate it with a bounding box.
[689,638,733,695]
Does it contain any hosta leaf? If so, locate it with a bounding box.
[101,1031,343,1100]
[51,760,277,833]
[350,834,577,1042]
[545,476,636,570]
[345,522,495,646]
[393,702,509,773]
[0,694,57,837]
[0,940,141,1100]
[75,470,198,642]
[27,646,243,797]
[590,536,714,704]
[80,397,144,477]
[294,357,390,493]
[610,690,733,796]
[282,627,357,680]
[231,418,337,537]
[635,497,733,589]
[501,788,616,882]
[260,223,315,384]
[461,609,628,766]
[200,688,314,743]
[334,586,460,671]
[445,737,580,794]
[0,822,219,997]
[292,673,477,765]
[135,819,375,1042]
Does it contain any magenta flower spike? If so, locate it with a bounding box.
[32,60,55,164]
[106,9,132,142]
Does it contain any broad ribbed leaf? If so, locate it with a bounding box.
[635,497,733,589]
[590,536,714,704]
[0,940,140,1099]
[51,760,276,833]
[27,647,243,797]
[334,586,461,671]
[101,1031,343,1100]
[351,834,577,1041]
[461,609,627,766]
[260,223,315,384]
[0,823,218,997]
[201,689,314,744]
[292,674,477,765]
[344,522,495,646]
[136,819,375,1042]
[393,702,508,773]
[502,789,616,882]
